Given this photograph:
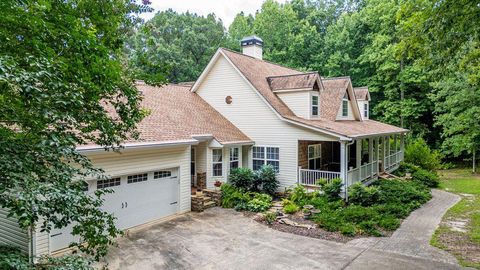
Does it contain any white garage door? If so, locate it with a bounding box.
[50,168,179,252]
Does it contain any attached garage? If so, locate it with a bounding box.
[39,144,192,255]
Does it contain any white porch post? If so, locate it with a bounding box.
[400,133,405,160]
[368,137,373,177]
[356,139,362,168]
[375,137,380,174]
[340,141,348,199]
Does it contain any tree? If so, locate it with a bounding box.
[0,0,150,262]
[397,0,480,171]
[225,12,255,51]
[128,10,226,83]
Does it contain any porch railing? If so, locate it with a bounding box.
[347,160,378,186]
[298,168,341,186]
[384,151,403,172]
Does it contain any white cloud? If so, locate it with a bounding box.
[139,0,287,27]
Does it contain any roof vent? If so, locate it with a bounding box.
[240,35,263,60]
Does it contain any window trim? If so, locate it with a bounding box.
[364,103,368,118]
[229,147,239,169]
[97,177,121,189]
[342,93,349,117]
[311,95,319,117]
[308,144,321,170]
[212,149,223,177]
[252,146,280,172]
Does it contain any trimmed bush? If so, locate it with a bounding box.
[229,168,255,190]
[412,168,440,188]
[378,215,401,230]
[220,183,272,212]
[405,138,441,171]
[318,178,343,201]
[348,183,380,206]
[255,165,279,195]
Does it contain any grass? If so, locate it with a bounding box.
[431,168,480,268]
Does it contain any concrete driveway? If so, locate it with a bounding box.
[102,194,465,270]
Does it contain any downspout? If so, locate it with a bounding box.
[343,140,355,202]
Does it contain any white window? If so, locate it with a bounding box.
[364,103,368,118]
[253,146,280,172]
[308,144,321,170]
[342,93,348,117]
[97,177,120,189]
[127,173,148,184]
[154,171,171,179]
[311,95,319,116]
[230,147,239,169]
[212,149,223,176]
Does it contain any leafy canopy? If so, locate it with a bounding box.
[0,0,151,261]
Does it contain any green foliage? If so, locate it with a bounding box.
[229,168,255,191]
[405,138,441,171]
[318,178,343,201]
[412,169,440,188]
[127,9,225,83]
[395,162,421,177]
[255,165,279,196]
[220,183,272,212]
[288,185,311,207]
[348,183,380,207]
[0,0,151,260]
[264,212,277,225]
[0,245,93,270]
[283,202,300,214]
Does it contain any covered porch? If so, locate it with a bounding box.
[298,133,405,188]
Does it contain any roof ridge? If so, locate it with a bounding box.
[219,47,304,74]
[266,72,318,79]
[322,76,351,81]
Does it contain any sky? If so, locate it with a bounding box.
[139,0,287,27]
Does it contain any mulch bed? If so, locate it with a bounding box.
[252,211,367,243]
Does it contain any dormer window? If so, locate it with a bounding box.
[342,93,348,117]
[364,103,368,118]
[311,95,319,117]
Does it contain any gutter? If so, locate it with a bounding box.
[76,139,199,153]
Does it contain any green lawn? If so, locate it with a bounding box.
[432,169,480,268]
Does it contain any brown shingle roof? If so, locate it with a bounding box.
[267,72,320,91]
[354,87,369,100]
[220,48,407,138]
[130,83,251,144]
[319,77,350,121]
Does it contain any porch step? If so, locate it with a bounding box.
[379,172,400,180]
[203,201,216,209]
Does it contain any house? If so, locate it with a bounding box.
[0,35,407,258]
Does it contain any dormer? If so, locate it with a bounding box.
[354,87,370,120]
[268,72,323,119]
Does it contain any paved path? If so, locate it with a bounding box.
[103,190,464,270]
[347,189,461,264]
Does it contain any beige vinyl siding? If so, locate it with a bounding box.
[357,100,369,120]
[34,224,49,256]
[196,55,337,188]
[195,142,207,174]
[336,98,356,120]
[0,208,29,253]
[35,145,191,256]
[276,91,310,119]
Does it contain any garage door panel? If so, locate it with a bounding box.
[50,167,180,252]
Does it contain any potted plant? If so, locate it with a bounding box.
[214,180,223,190]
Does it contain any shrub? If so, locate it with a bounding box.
[405,138,441,171]
[358,220,382,236]
[288,185,311,207]
[283,202,300,214]
[412,168,440,188]
[395,162,421,177]
[264,212,277,225]
[255,165,279,195]
[376,179,431,205]
[318,178,343,201]
[220,183,249,208]
[246,193,273,212]
[341,205,378,223]
[340,223,356,236]
[229,167,255,190]
[373,203,410,218]
[378,215,401,230]
[348,183,380,206]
